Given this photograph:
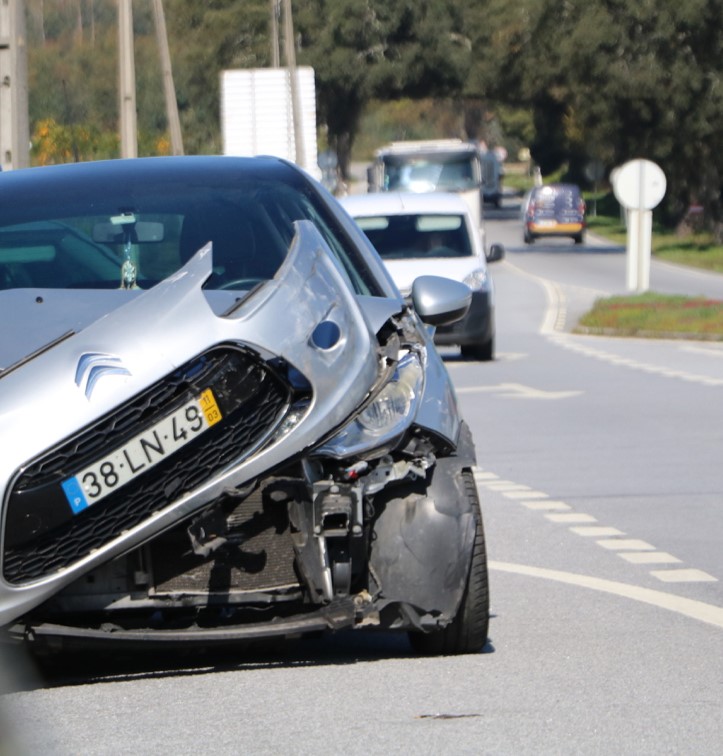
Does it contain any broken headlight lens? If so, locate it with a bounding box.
[315,351,424,459]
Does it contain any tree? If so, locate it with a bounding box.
[294,0,471,178]
[464,0,723,229]
[26,0,169,161]
[164,0,269,155]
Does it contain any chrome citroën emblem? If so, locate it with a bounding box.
[75,352,131,400]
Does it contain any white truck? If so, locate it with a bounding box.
[220,67,320,179]
[366,139,485,233]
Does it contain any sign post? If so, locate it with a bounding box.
[612,159,666,292]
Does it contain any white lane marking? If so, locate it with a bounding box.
[597,539,656,551]
[504,258,723,386]
[524,500,570,511]
[489,561,723,629]
[651,569,718,583]
[681,344,723,357]
[503,490,549,500]
[457,383,582,400]
[483,481,529,491]
[475,470,718,584]
[550,333,723,386]
[620,552,682,564]
[570,526,625,537]
[545,513,598,523]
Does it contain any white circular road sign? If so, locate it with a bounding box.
[613,159,666,210]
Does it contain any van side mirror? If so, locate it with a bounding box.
[486,243,505,263]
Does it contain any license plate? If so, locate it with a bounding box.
[536,219,557,228]
[61,388,223,515]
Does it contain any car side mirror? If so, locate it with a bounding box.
[410,275,472,326]
[486,243,505,263]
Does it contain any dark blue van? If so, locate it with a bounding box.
[523,183,586,244]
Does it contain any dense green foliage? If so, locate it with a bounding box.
[22,0,723,233]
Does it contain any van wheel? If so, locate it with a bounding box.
[524,231,534,244]
[574,233,585,245]
[408,471,490,655]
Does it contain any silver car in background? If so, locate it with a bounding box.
[0,156,489,655]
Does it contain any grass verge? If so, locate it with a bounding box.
[579,194,723,338]
[575,292,723,340]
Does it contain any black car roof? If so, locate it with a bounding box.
[0,155,305,207]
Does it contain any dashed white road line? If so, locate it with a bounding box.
[551,334,723,386]
[651,569,718,583]
[596,538,657,551]
[474,468,718,585]
[523,500,570,511]
[503,490,549,500]
[485,481,528,491]
[545,513,598,524]
[570,526,625,537]
[620,552,681,565]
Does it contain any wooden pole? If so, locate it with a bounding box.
[152,0,183,155]
[118,0,137,158]
[282,0,305,169]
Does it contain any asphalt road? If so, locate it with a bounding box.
[2,200,721,755]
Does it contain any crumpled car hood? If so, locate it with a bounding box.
[0,222,387,619]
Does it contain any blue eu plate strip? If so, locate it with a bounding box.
[62,478,89,515]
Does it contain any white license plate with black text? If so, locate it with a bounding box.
[61,389,222,514]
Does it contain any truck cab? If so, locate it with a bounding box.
[367,139,484,234]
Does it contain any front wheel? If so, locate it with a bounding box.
[408,471,490,655]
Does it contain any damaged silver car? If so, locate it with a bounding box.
[0,156,488,655]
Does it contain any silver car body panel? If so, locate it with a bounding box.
[0,221,386,625]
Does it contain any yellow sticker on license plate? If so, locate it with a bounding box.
[61,388,222,515]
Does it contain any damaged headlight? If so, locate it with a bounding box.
[316,351,424,459]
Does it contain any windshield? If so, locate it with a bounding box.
[354,213,472,260]
[382,154,479,192]
[0,166,381,296]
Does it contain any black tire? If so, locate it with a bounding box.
[408,471,490,655]
[524,230,534,244]
[461,337,494,362]
[573,233,585,245]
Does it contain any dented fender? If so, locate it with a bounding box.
[369,424,477,625]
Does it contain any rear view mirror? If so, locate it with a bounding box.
[93,221,165,244]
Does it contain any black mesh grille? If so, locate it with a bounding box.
[3,347,292,584]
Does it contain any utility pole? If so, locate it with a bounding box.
[118,0,137,158]
[152,0,183,155]
[0,0,30,170]
[269,0,280,68]
[282,0,305,168]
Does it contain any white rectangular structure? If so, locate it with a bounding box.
[221,67,319,178]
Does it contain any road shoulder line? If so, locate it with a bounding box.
[489,560,723,629]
